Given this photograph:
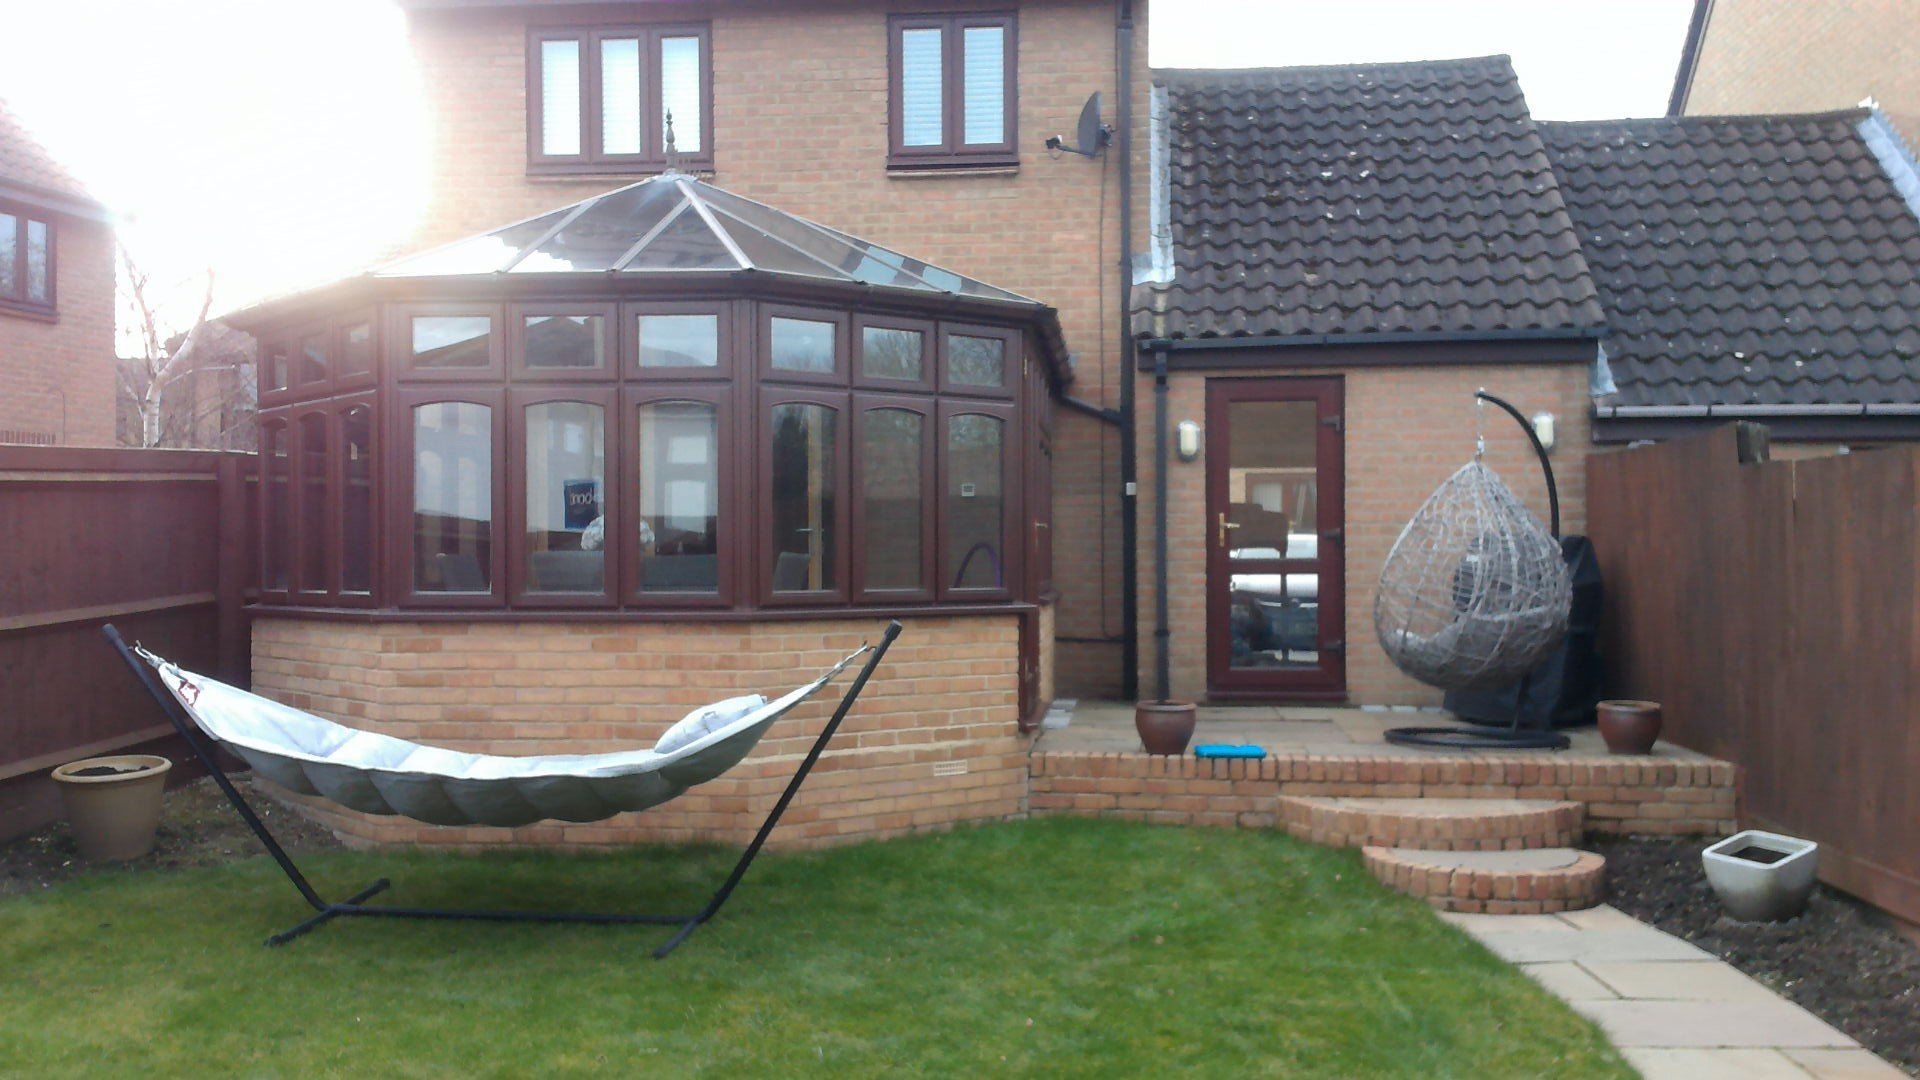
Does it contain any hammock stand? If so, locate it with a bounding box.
[102,620,902,957]
[1382,392,1572,751]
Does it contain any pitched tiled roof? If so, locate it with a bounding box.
[1144,56,1604,342]
[0,99,97,207]
[1541,111,1920,409]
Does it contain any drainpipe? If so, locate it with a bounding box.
[1152,346,1170,703]
[1116,0,1139,701]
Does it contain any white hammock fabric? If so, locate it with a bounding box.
[136,645,867,829]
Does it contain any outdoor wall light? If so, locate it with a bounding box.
[1531,411,1557,453]
[1176,420,1202,462]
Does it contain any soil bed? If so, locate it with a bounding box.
[2,777,342,897]
[1595,835,1920,1074]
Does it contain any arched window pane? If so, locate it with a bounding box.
[771,402,837,591]
[413,402,492,592]
[946,413,1003,589]
[638,401,719,592]
[299,414,329,590]
[342,406,374,594]
[862,409,923,590]
[263,424,291,591]
[524,401,606,593]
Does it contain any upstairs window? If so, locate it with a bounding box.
[0,204,54,317]
[529,25,711,175]
[888,13,1016,169]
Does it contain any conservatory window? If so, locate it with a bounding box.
[411,315,494,370]
[413,402,494,593]
[523,401,607,594]
[636,313,718,368]
[524,314,607,370]
[341,404,375,595]
[636,399,721,594]
[859,406,927,594]
[770,317,836,374]
[261,420,292,592]
[298,413,330,593]
[945,411,1005,592]
[860,325,926,383]
[770,402,839,593]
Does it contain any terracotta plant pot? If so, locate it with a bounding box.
[51,754,172,861]
[1596,700,1662,755]
[1135,701,1197,756]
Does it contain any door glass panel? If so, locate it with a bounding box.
[298,413,328,590]
[524,314,605,370]
[1229,572,1321,671]
[637,401,719,593]
[342,406,373,594]
[770,403,837,591]
[524,402,606,593]
[1226,400,1318,563]
[946,413,1004,589]
[412,402,492,593]
[862,408,923,590]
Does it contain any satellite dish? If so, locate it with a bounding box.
[1045,91,1114,158]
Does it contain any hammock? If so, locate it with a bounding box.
[103,621,901,956]
[136,644,865,828]
[1374,459,1572,692]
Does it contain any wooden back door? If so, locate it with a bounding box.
[1205,377,1346,699]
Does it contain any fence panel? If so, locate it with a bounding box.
[1588,426,1920,922]
[0,446,252,841]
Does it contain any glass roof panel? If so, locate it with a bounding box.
[378,207,573,277]
[512,180,687,273]
[703,206,849,280]
[619,200,739,272]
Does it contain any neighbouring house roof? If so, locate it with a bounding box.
[0,98,107,222]
[1142,56,1605,344]
[1541,110,1920,412]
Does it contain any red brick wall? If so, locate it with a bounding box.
[402,0,1150,696]
[1135,362,1592,705]
[251,613,1031,848]
[1684,0,1920,138]
[0,217,116,447]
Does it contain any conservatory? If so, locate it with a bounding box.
[225,174,1064,848]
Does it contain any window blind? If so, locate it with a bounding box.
[540,39,583,156]
[900,28,943,148]
[600,37,642,156]
[660,36,702,153]
[961,26,1005,146]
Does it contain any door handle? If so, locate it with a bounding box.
[1217,512,1241,548]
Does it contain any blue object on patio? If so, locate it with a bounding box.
[1193,744,1267,759]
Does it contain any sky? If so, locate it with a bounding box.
[0,0,1695,343]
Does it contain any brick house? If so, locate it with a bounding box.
[0,100,116,447]
[213,5,1920,848]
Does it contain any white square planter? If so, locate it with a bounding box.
[1702,829,1819,922]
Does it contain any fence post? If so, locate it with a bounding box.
[215,453,248,685]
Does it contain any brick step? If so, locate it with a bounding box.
[1280,795,1584,851]
[1362,846,1606,915]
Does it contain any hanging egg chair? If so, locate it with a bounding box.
[1376,392,1574,750]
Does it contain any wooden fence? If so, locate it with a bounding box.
[1588,425,1920,923]
[0,445,253,841]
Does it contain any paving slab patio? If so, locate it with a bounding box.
[1442,905,1905,1079]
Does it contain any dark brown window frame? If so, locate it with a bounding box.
[527,23,714,177]
[0,201,56,319]
[335,394,380,606]
[391,386,509,609]
[507,386,620,608]
[886,12,1018,170]
[256,294,1047,622]
[509,301,618,383]
[257,411,295,604]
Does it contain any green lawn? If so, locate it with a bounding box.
[0,818,1629,1078]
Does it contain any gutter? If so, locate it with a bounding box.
[1135,325,1607,355]
[1597,403,1920,418]
[1116,0,1140,701]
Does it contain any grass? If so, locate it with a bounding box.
[0,818,1629,1078]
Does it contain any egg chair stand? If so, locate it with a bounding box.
[102,620,902,958]
[1383,392,1571,752]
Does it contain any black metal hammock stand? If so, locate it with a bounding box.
[103,620,902,957]
[1376,392,1574,751]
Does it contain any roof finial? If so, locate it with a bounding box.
[664,109,682,174]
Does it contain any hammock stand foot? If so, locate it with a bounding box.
[103,620,903,959]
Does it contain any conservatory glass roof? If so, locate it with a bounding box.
[376,172,1038,305]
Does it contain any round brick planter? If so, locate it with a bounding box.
[1361,845,1607,914]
